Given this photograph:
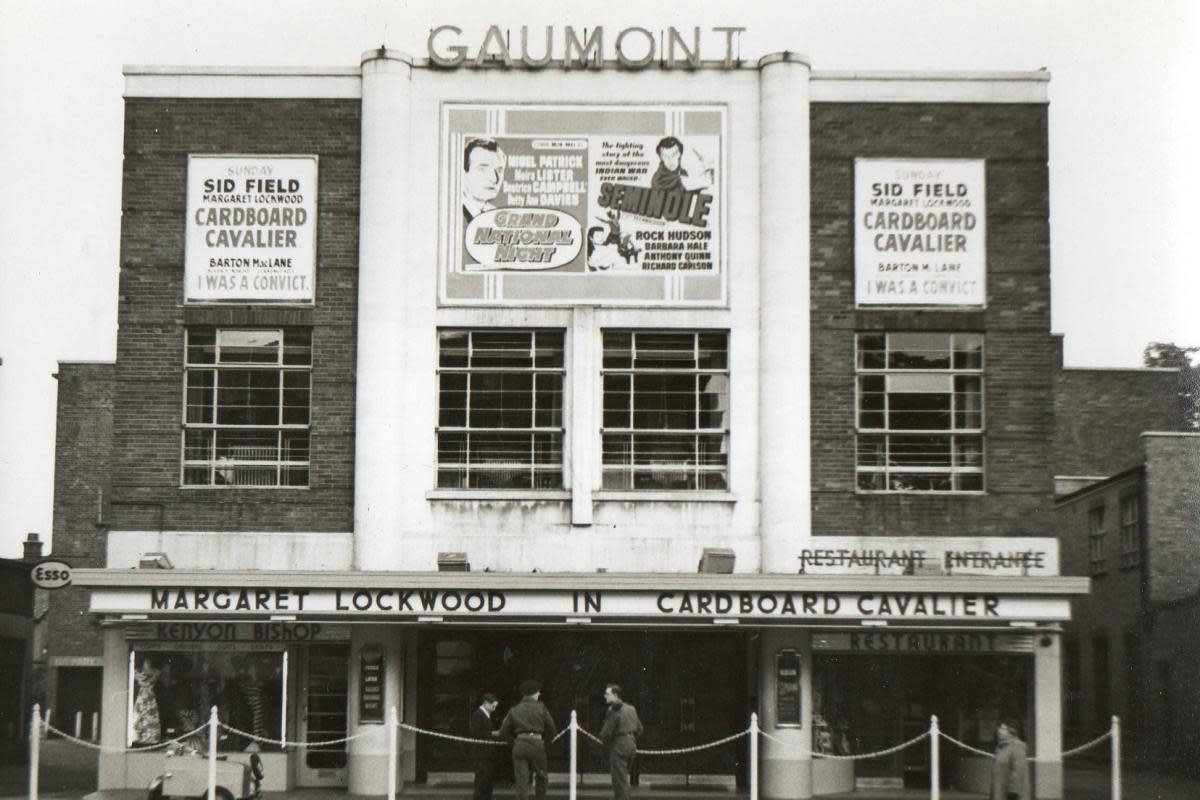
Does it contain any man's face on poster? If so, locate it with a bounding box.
[657,143,682,172]
[464,142,506,204]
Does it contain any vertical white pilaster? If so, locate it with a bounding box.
[758,53,813,572]
[347,626,404,795]
[97,627,128,790]
[571,307,595,525]
[353,49,412,569]
[1034,633,1064,798]
[759,629,813,800]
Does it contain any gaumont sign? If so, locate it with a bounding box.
[92,586,1072,622]
[427,25,746,69]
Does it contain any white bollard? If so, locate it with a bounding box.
[74,710,83,739]
[1111,716,1121,800]
[29,704,40,800]
[208,706,218,800]
[91,712,100,742]
[749,713,758,800]
[569,710,578,800]
[930,715,940,800]
[388,706,398,800]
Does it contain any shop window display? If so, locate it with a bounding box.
[129,650,286,751]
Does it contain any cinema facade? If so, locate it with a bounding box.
[66,31,1086,799]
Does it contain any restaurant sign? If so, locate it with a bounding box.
[93,586,1072,622]
[797,537,1059,577]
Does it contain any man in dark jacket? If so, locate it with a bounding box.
[599,683,644,800]
[470,693,500,800]
[498,680,557,800]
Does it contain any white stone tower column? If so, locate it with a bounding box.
[758,52,814,800]
[353,49,412,570]
[758,52,812,573]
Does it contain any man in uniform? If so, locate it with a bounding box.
[599,683,644,800]
[469,692,500,800]
[498,680,557,800]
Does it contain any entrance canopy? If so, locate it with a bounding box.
[76,569,1088,627]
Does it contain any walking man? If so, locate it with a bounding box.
[499,680,557,800]
[600,683,643,800]
[990,717,1031,800]
[470,693,500,800]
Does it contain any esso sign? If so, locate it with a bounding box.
[31,560,72,590]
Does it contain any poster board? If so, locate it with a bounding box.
[442,104,726,305]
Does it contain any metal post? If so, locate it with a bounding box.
[207,706,218,800]
[91,712,100,742]
[930,715,940,800]
[74,711,83,739]
[1111,716,1121,800]
[749,713,759,800]
[569,710,578,800]
[29,704,40,800]
[387,706,398,800]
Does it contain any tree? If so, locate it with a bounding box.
[1143,341,1200,430]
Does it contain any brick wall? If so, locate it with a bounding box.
[810,103,1055,537]
[1143,434,1200,605]
[112,99,360,532]
[47,362,115,663]
[1055,368,1183,478]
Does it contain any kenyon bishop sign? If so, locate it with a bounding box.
[855,159,986,306]
[444,104,725,304]
[185,155,318,303]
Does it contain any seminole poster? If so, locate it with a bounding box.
[442,104,726,305]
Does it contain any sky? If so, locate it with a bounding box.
[0,0,1197,558]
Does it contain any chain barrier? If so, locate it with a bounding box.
[937,727,1115,761]
[398,721,507,747]
[217,720,382,749]
[759,727,930,762]
[43,721,211,754]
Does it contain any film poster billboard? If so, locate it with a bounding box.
[184,155,318,303]
[854,159,986,306]
[443,105,725,304]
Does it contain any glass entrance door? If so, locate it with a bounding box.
[297,644,350,787]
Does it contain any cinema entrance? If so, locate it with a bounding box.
[415,629,752,786]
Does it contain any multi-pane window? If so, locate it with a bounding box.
[1088,506,1107,576]
[1119,495,1141,569]
[855,333,984,492]
[436,330,564,489]
[182,328,311,487]
[601,331,729,491]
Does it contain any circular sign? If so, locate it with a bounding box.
[31,560,72,590]
[465,207,582,270]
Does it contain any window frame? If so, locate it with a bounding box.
[180,327,312,489]
[434,328,566,491]
[599,329,731,492]
[1088,505,1108,576]
[854,332,985,494]
[1118,493,1142,570]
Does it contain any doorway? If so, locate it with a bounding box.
[296,644,350,787]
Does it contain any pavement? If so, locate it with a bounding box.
[1,742,1198,800]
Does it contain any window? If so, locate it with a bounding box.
[183,328,311,487]
[436,330,564,489]
[129,649,286,751]
[1088,506,1107,576]
[1119,495,1141,569]
[855,333,984,492]
[601,331,729,490]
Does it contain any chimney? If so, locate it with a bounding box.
[23,533,43,561]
